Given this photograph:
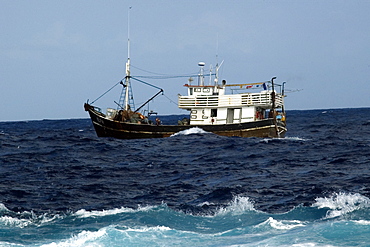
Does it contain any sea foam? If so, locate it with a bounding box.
[74,205,156,218]
[263,217,305,230]
[312,192,370,218]
[0,216,32,228]
[215,196,257,216]
[41,228,108,247]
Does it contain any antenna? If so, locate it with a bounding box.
[215,60,224,86]
[216,32,219,65]
[127,6,131,59]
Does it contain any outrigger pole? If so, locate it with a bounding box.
[282,81,286,114]
[134,89,164,113]
[130,76,164,114]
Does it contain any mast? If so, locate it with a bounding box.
[198,62,205,86]
[124,59,130,111]
[124,7,132,111]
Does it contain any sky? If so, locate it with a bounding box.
[1,0,370,121]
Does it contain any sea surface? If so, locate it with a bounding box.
[1,108,370,246]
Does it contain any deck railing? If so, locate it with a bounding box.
[178,93,284,109]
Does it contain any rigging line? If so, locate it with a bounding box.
[131,64,170,76]
[130,76,163,90]
[134,73,216,80]
[131,64,215,78]
[285,89,303,93]
[134,74,205,79]
[91,80,122,104]
[162,93,178,106]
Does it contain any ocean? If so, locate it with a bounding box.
[1,107,370,246]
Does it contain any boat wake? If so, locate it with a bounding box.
[170,127,209,137]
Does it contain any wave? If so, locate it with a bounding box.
[256,217,306,230]
[35,217,369,247]
[2,193,370,246]
[73,205,155,218]
[214,196,257,216]
[0,203,63,229]
[40,228,108,247]
[312,192,370,219]
[2,192,370,228]
[353,220,370,225]
[0,215,33,228]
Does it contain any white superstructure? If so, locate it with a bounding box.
[178,63,285,125]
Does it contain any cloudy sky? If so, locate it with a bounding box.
[1,0,370,121]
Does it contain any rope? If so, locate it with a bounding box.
[89,71,218,105]
[134,74,215,79]
[130,76,163,90]
[90,80,122,104]
[162,93,178,106]
[131,64,215,79]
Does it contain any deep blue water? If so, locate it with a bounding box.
[1,108,370,246]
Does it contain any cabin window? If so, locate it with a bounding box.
[203,88,210,93]
[211,109,217,117]
[202,115,208,119]
[191,110,197,114]
[194,88,201,92]
[189,88,193,95]
[191,115,197,119]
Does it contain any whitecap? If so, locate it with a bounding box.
[196,201,216,207]
[74,205,155,218]
[42,225,178,247]
[263,217,305,230]
[0,216,32,228]
[353,220,370,225]
[0,203,10,212]
[120,225,172,233]
[41,228,107,247]
[312,192,370,218]
[215,196,256,216]
[38,213,63,225]
[0,204,62,228]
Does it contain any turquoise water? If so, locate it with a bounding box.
[1,193,370,246]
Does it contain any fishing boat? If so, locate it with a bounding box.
[84,55,287,139]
